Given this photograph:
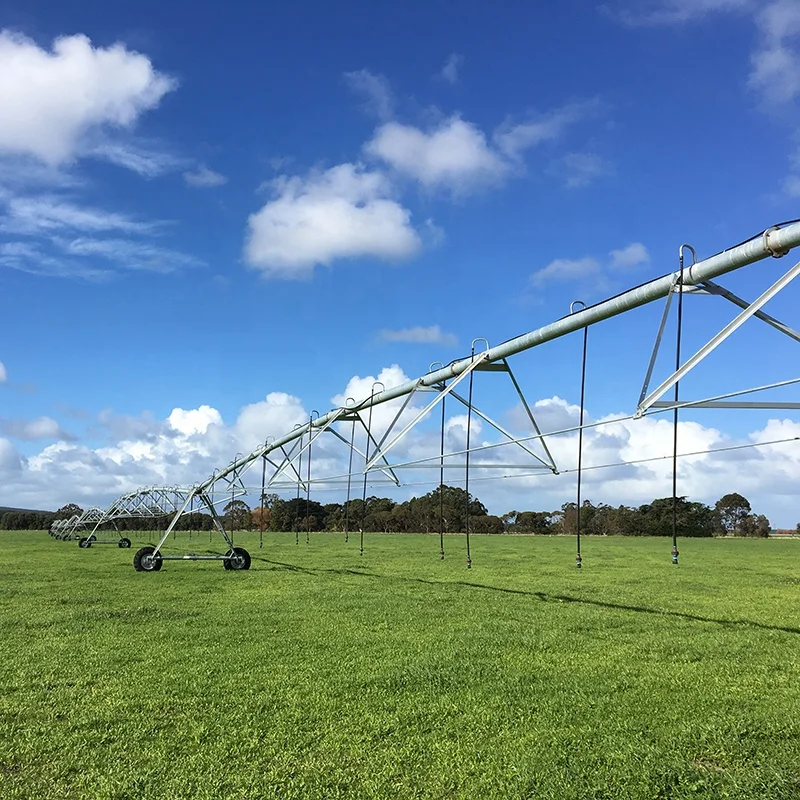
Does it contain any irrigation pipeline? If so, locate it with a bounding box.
[184,222,800,503]
[234,434,800,496]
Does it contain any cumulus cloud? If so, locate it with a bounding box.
[168,406,223,436]
[0,361,6,382]
[344,69,394,120]
[439,53,464,84]
[2,416,74,441]
[1,377,799,527]
[183,166,228,188]
[235,392,308,452]
[366,116,507,193]
[366,102,600,194]
[530,241,650,291]
[379,325,458,346]
[609,242,650,270]
[0,437,22,474]
[244,163,421,278]
[529,257,602,288]
[0,31,175,165]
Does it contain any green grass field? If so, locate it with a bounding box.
[1,531,798,799]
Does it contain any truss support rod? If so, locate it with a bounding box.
[651,401,800,410]
[502,358,559,472]
[701,280,800,343]
[638,259,800,415]
[448,390,556,471]
[364,352,489,471]
[189,222,800,495]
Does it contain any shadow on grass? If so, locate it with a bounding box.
[254,556,800,636]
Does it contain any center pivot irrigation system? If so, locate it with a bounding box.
[62,221,800,572]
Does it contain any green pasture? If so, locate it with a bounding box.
[1,531,798,799]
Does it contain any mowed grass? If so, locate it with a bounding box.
[1,531,799,800]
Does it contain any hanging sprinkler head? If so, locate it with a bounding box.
[576,553,582,569]
[671,546,679,565]
[466,557,472,570]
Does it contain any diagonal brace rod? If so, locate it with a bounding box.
[638,260,800,415]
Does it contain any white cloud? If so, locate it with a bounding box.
[91,140,185,177]
[494,102,599,160]
[1,372,799,528]
[2,416,73,441]
[439,53,464,84]
[529,241,649,293]
[0,437,22,474]
[366,116,507,192]
[609,2,800,106]
[0,240,109,280]
[56,237,203,273]
[344,69,394,120]
[0,361,5,382]
[379,325,458,346]
[168,406,223,436]
[366,102,599,194]
[244,163,421,279]
[556,152,613,188]
[0,155,83,190]
[0,31,175,165]
[749,1,800,106]
[0,194,162,235]
[183,166,228,188]
[529,257,601,287]
[606,0,752,27]
[235,392,309,452]
[609,242,650,270]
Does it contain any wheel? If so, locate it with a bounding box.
[88,535,97,543]
[118,538,132,549]
[78,537,92,548]
[225,547,251,571]
[133,546,162,572]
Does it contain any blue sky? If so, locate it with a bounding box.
[1,0,800,526]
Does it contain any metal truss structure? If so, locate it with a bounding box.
[50,486,204,550]
[63,220,800,572]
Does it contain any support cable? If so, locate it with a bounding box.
[464,341,485,569]
[260,453,267,550]
[572,301,588,569]
[295,431,303,546]
[344,399,356,544]
[672,246,693,564]
[307,413,317,545]
[360,384,381,557]
[440,385,446,561]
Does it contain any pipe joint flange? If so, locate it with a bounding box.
[764,226,789,258]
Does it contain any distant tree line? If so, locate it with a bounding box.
[0,488,786,536]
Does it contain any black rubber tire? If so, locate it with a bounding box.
[88,535,97,543]
[118,538,132,549]
[78,537,91,549]
[226,547,251,571]
[133,546,162,572]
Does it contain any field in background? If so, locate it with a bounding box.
[1,531,798,799]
